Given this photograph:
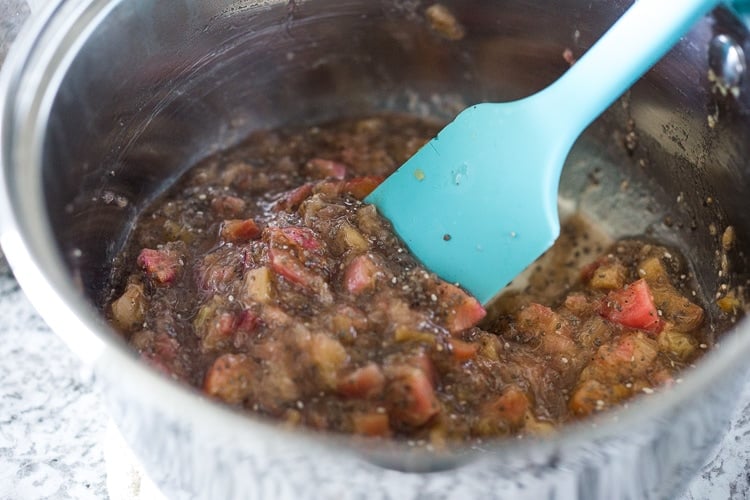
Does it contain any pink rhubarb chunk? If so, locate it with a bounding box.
[600,279,663,334]
[436,282,487,334]
[137,248,181,284]
[343,255,381,295]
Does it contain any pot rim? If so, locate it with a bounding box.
[1,0,748,467]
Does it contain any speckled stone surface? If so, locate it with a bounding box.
[2,2,750,499]
[0,269,108,499]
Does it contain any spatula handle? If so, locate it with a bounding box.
[538,0,719,137]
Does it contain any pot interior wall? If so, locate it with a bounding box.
[41,0,749,333]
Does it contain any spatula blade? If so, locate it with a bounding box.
[366,102,566,304]
[366,0,721,304]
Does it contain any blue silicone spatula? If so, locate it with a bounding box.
[365,0,719,304]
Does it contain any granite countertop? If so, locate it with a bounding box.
[2,2,750,499]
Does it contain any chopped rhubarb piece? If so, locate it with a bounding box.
[609,335,637,363]
[516,303,562,337]
[203,353,256,405]
[663,295,704,332]
[337,363,385,398]
[305,158,348,179]
[342,176,384,199]
[516,304,575,355]
[623,333,659,377]
[386,366,440,427]
[436,282,487,334]
[352,412,390,437]
[600,279,663,333]
[221,219,261,242]
[382,297,427,328]
[200,311,238,351]
[217,312,237,335]
[110,282,145,330]
[137,247,181,284]
[639,257,704,332]
[657,329,697,360]
[153,332,180,362]
[569,379,611,416]
[330,304,368,334]
[354,204,385,237]
[334,223,369,253]
[268,245,310,284]
[314,176,385,200]
[265,227,332,302]
[211,195,247,217]
[448,338,478,361]
[242,266,273,304]
[251,342,301,407]
[563,292,594,315]
[409,350,438,385]
[542,332,577,356]
[589,261,627,290]
[586,332,659,382]
[343,254,381,295]
[580,255,627,290]
[261,305,293,328]
[393,326,436,344]
[196,252,239,293]
[274,183,314,211]
[311,333,348,388]
[637,256,670,285]
[580,255,617,282]
[231,310,262,349]
[194,297,238,351]
[278,226,323,251]
[236,309,261,333]
[482,386,530,427]
[268,245,330,298]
